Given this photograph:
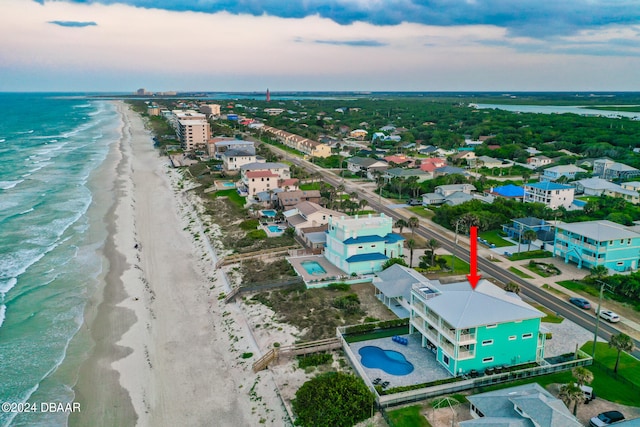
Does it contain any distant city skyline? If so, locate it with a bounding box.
[2,0,640,92]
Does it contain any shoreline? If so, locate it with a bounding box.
[72,102,288,426]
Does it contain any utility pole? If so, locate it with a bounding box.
[591,280,611,358]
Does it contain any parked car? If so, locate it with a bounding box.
[408,199,422,206]
[578,384,595,402]
[599,310,621,323]
[569,297,591,310]
[589,410,625,427]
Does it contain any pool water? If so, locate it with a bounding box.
[267,225,284,233]
[261,209,277,217]
[358,346,414,375]
[222,182,236,188]
[300,260,327,276]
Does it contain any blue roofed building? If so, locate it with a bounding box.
[324,213,404,275]
[487,184,525,202]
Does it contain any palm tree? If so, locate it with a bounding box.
[558,383,585,416]
[504,282,521,294]
[609,333,634,373]
[523,229,538,252]
[425,238,440,266]
[589,265,608,281]
[572,366,594,388]
[459,213,480,234]
[395,219,408,234]
[406,239,416,268]
[408,216,420,238]
[358,199,368,212]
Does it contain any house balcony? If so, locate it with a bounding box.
[440,338,455,356]
[411,320,438,343]
[412,283,441,302]
[457,348,475,360]
[458,331,477,345]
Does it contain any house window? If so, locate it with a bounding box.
[486,324,497,329]
[482,340,493,346]
[482,357,494,363]
[508,335,516,341]
[617,262,624,266]
[522,333,533,339]
[358,246,363,249]
[443,354,449,365]
[371,245,376,248]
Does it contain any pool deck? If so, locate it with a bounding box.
[348,334,452,389]
[287,255,347,283]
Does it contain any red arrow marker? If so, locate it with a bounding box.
[466,226,482,290]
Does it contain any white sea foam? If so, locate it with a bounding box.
[0,138,6,142]
[0,304,5,328]
[0,180,23,190]
[0,278,17,294]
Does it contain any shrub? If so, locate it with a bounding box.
[298,353,333,369]
[240,219,260,230]
[241,352,253,359]
[247,229,267,239]
[327,283,350,291]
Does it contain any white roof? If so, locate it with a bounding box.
[545,165,586,173]
[422,280,543,328]
[573,177,621,191]
[557,220,640,241]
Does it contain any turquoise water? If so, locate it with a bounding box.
[300,260,326,275]
[0,93,119,426]
[267,225,283,233]
[358,346,414,375]
[261,209,277,217]
[222,182,235,188]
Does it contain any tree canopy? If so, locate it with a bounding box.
[292,372,375,427]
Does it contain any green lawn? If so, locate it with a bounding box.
[579,342,640,406]
[344,325,410,343]
[479,230,512,248]
[386,405,431,427]
[508,250,552,261]
[508,266,534,279]
[556,280,600,298]
[406,206,434,218]
[440,255,470,275]
[211,188,246,207]
[299,182,321,190]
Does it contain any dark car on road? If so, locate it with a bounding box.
[569,297,591,309]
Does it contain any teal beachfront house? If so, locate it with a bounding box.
[553,220,640,272]
[410,279,545,376]
[324,213,404,276]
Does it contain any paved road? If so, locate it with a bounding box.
[264,142,640,359]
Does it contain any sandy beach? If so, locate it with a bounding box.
[71,102,288,426]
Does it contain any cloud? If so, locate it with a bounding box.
[313,39,386,47]
[48,20,97,27]
[35,0,640,38]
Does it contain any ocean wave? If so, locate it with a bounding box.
[0,138,6,143]
[0,277,17,295]
[0,180,23,190]
[0,304,5,328]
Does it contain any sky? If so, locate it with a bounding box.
[1,0,640,92]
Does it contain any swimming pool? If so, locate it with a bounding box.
[300,260,327,276]
[358,346,414,375]
[261,209,277,217]
[222,182,236,188]
[267,225,284,233]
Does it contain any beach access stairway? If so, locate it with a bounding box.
[215,245,299,269]
[252,337,342,372]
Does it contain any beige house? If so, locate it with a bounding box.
[199,104,221,117]
[527,156,553,168]
[523,182,574,209]
[283,201,343,235]
[349,129,368,140]
[240,162,291,197]
[262,126,332,158]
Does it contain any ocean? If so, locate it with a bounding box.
[0,93,120,426]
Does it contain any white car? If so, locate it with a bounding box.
[599,310,620,323]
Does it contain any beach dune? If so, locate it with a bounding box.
[71,103,286,426]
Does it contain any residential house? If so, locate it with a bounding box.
[527,155,553,168]
[208,138,254,157]
[452,151,476,165]
[541,165,587,182]
[475,156,505,169]
[199,103,221,117]
[502,217,555,244]
[621,181,640,192]
[462,383,581,427]
[324,213,404,276]
[276,190,322,210]
[523,182,574,209]
[410,279,545,376]
[486,184,525,202]
[419,158,447,173]
[221,148,259,172]
[349,129,368,140]
[418,145,439,155]
[372,264,426,318]
[553,220,640,271]
[346,157,389,179]
[433,165,469,178]
[283,201,342,235]
[384,155,415,167]
[422,184,477,206]
[240,162,290,197]
[573,177,640,204]
[594,158,640,180]
[435,184,476,197]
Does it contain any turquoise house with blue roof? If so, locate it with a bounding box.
[324,213,404,275]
